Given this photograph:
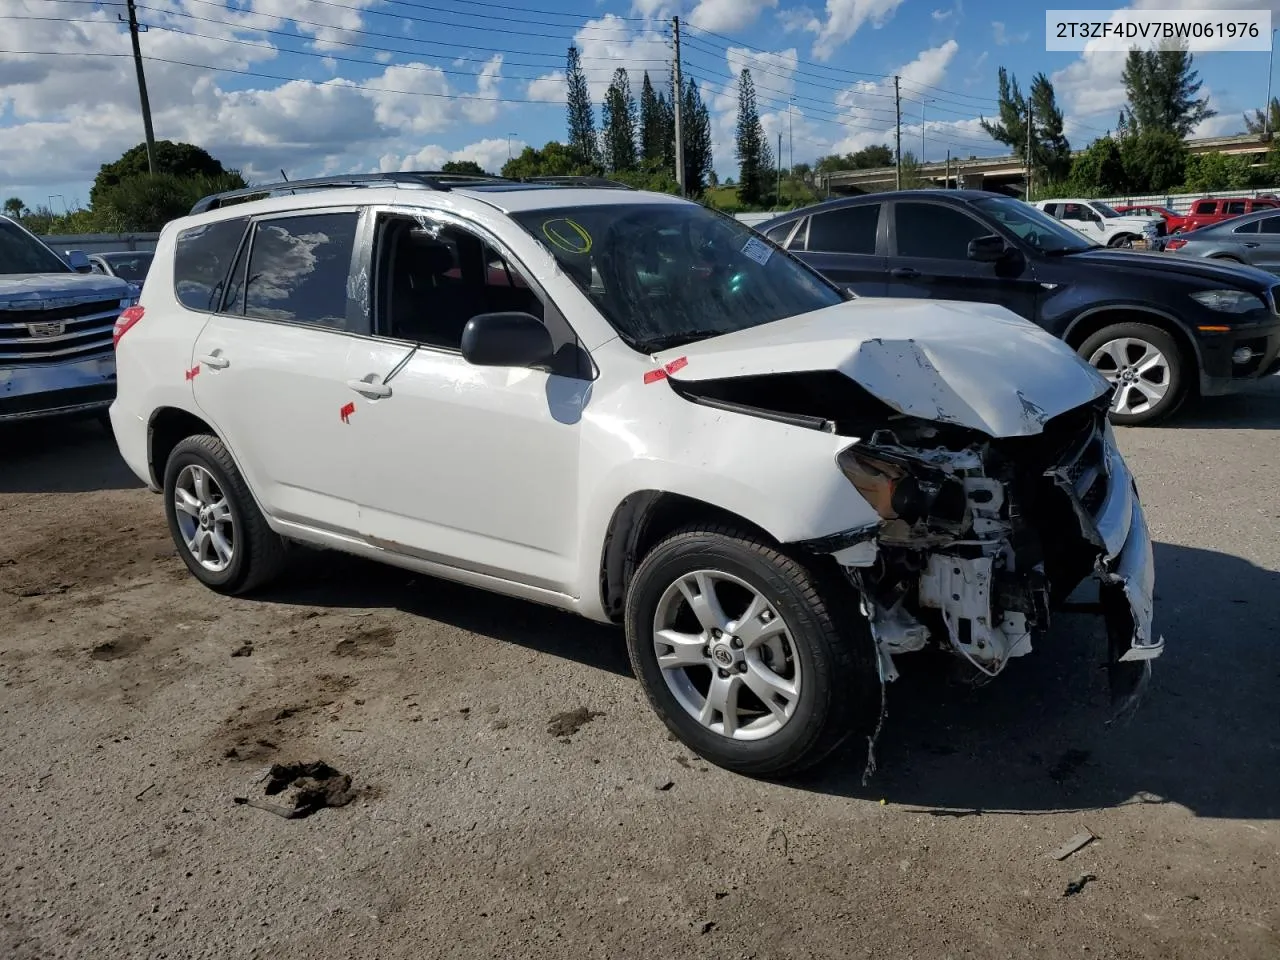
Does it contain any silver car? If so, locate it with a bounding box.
[1165,207,1280,272]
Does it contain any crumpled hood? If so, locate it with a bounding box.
[0,272,132,310]
[656,298,1111,438]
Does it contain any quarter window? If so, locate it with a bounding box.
[173,217,249,313]
[238,213,358,329]
[807,206,879,254]
[894,202,990,260]
[763,222,794,245]
[1235,219,1260,234]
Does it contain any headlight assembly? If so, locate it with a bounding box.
[1190,289,1265,314]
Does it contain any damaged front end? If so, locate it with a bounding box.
[822,395,1162,716]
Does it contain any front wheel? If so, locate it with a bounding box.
[1079,322,1187,426]
[1108,233,1138,248]
[624,524,878,778]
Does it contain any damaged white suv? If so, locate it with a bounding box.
[110,173,1164,778]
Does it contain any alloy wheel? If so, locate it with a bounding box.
[1088,337,1171,416]
[173,464,235,572]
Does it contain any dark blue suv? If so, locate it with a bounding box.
[758,190,1280,425]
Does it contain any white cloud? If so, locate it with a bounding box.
[526,71,567,104]
[809,0,907,62]
[932,8,952,21]
[630,0,670,17]
[991,21,1029,46]
[462,55,503,124]
[689,0,778,33]
[246,0,380,52]
[379,138,523,175]
[525,15,671,103]
[829,40,960,154]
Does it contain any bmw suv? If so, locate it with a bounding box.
[109,173,1163,778]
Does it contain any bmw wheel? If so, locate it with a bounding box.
[1079,322,1187,426]
[624,524,878,778]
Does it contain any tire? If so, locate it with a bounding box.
[162,434,287,595]
[1211,255,1244,263]
[1108,233,1138,248]
[624,524,878,779]
[1078,322,1187,426]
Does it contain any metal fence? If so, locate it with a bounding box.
[1090,188,1279,214]
[42,233,160,255]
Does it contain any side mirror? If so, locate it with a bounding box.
[460,312,554,369]
[968,234,1009,263]
[66,250,92,273]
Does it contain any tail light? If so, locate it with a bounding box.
[1164,238,1188,251]
[113,305,145,347]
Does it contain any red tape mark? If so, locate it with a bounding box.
[643,356,689,385]
[339,401,356,424]
[184,365,200,381]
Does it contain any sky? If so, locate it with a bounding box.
[1,0,1277,210]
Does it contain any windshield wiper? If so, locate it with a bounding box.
[635,329,730,353]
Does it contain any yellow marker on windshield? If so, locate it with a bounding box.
[543,218,592,255]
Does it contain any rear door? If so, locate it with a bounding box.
[190,208,366,536]
[882,199,1040,320]
[786,203,887,295]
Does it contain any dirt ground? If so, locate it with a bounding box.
[3,381,1279,960]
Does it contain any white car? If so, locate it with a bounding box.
[1034,199,1164,248]
[110,173,1163,778]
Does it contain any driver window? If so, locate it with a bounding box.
[374,215,544,349]
[1061,204,1085,221]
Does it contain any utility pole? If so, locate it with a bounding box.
[1267,28,1277,136]
[776,132,783,209]
[672,16,686,197]
[894,75,902,190]
[921,98,926,160]
[121,0,157,174]
[945,149,951,189]
[788,98,794,176]
[1025,103,1034,199]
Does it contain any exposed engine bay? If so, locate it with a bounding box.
[670,371,1164,712]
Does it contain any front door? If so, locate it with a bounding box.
[1249,213,1280,272]
[191,209,365,535]
[345,210,589,593]
[882,199,1040,320]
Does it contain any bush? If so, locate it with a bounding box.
[1182,152,1254,192]
[93,172,248,232]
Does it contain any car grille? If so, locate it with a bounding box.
[0,297,123,367]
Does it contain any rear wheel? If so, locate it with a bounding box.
[1079,322,1187,426]
[624,524,878,778]
[163,434,287,594]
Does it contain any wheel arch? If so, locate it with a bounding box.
[598,491,779,623]
[147,406,222,489]
[1062,305,1203,380]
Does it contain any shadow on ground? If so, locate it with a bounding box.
[1169,373,1280,429]
[0,417,143,494]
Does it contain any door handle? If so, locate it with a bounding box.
[889,267,922,280]
[347,377,392,399]
[1245,242,1260,248]
[198,354,229,369]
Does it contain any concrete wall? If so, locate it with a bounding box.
[43,233,160,256]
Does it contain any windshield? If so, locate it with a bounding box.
[972,196,1097,254]
[510,203,846,351]
[1093,202,1121,218]
[101,252,153,283]
[0,218,71,275]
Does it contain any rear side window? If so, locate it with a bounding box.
[1235,219,1260,234]
[894,202,989,260]
[1261,216,1280,234]
[239,213,358,329]
[1225,200,1247,215]
[807,206,879,254]
[1193,201,1216,215]
[173,217,248,312]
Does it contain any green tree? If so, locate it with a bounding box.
[500,141,594,180]
[440,160,490,176]
[980,67,1028,156]
[735,69,769,207]
[90,140,241,208]
[898,151,932,189]
[1029,73,1072,182]
[681,77,714,195]
[565,45,598,169]
[3,197,25,219]
[1183,151,1253,191]
[94,172,247,232]
[639,72,666,167]
[602,68,638,173]
[815,145,893,173]
[1121,44,1214,137]
[1120,129,1187,191]
[1069,136,1127,194]
[1244,97,1280,135]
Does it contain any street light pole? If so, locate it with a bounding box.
[1267,29,1277,136]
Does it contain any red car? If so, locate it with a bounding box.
[1177,196,1280,232]
[1113,204,1190,233]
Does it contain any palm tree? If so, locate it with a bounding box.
[3,197,27,219]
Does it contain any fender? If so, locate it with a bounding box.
[1062,302,1205,369]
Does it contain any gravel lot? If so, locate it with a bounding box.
[3,380,1279,960]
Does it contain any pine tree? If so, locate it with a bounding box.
[1243,96,1280,135]
[602,69,638,172]
[682,78,713,195]
[735,69,768,207]
[565,45,598,168]
[1121,44,1214,137]
[1029,73,1072,182]
[639,72,666,166]
[659,90,675,170]
[979,67,1028,158]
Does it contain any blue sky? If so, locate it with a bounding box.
[0,0,1275,209]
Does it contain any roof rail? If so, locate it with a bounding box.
[520,176,635,190]
[189,171,516,215]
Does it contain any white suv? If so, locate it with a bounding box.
[111,173,1164,777]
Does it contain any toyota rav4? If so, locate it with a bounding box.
[110,173,1163,778]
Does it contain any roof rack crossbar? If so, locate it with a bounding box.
[521,176,635,190]
[189,171,516,215]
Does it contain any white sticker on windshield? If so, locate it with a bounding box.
[741,236,773,266]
